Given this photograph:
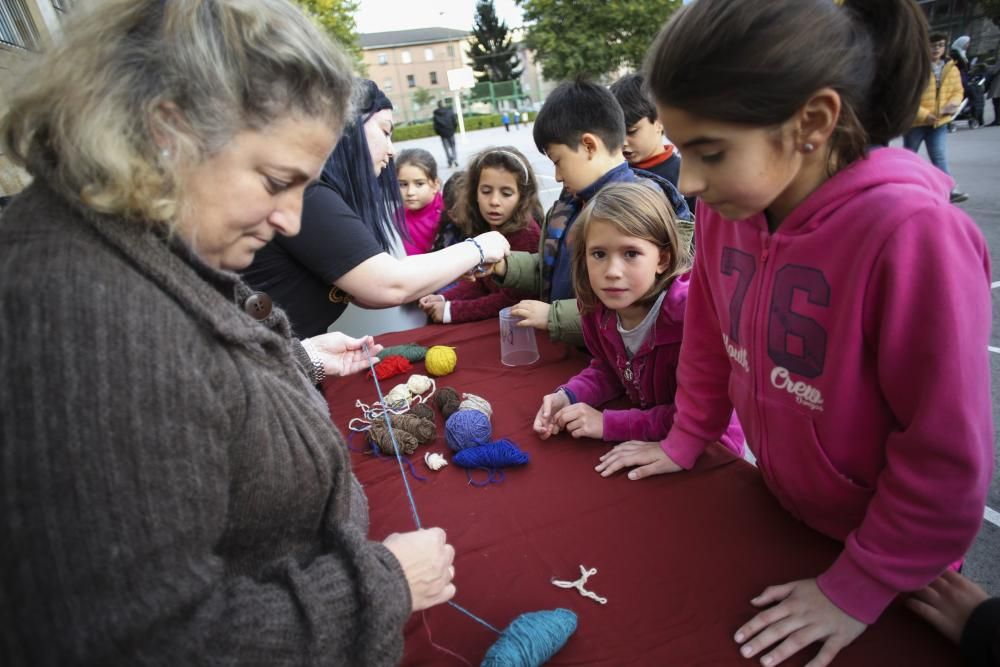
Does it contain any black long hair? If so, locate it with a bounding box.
[320,79,406,251]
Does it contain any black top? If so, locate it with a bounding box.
[962,597,1000,667]
[433,107,457,138]
[243,183,384,338]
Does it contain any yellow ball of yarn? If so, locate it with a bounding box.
[425,345,457,376]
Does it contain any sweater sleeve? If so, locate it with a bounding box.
[548,297,583,345]
[443,278,524,323]
[0,243,410,665]
[563,312,625,408]
[816,206,993,625]
[602,404,678,443]
[660,217,739,469]
[497,250,542,294]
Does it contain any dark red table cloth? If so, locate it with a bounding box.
[323,319,957,666]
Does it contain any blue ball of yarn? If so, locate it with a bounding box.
[482,608,578,667]
[445,409,492,451]
[453,439,529,468]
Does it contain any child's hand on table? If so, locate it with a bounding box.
[534,390,570,439]
[595,440,682,479]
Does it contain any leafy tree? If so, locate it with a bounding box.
[292,0,365,72]
[518,0,681,80]
[467,0,523,82]
[413,88,435,107]
[981,0,1000,30]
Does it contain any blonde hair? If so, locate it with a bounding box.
[0,0,354,223]
[571,182,691,314]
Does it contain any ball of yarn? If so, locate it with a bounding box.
[458,392,493,418]
[409,403,435,421]
[390,413,437,446]
[436,387,462,419]
[445,409,492,451]
[481,608,577,667]
[424,451,448,471]
[453,439,529,469]
[368,354,412,381]
[407,374,434,395]
[425,345,457,376]
[384,383,412,408]
[368,422,420,455]
[379,343,428,362]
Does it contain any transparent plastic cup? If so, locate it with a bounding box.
[499,307,539,366]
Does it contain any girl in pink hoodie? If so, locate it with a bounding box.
[595,1,994,666]
[397,148,443,255]
[533,182,743,454]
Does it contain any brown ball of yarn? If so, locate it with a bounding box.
[409,403,435,421]
[368,422,419,455]
[436,387,462,419]
[391,413,437,445]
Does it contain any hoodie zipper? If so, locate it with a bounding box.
[753,232,774,480]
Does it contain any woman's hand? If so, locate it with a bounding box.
[734,579,867,667]
[418,294,446,322]
[554,402,604,440]
[533,391,571,439]
[303,333,382,377]
[906,569,989,644]
[510,300,550,330]
[595,440,682,479]
[474,230,510,264]
[383,527,457,612]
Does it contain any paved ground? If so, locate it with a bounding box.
[397,115,1000,595]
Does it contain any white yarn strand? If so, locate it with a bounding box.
[551,565,608,605]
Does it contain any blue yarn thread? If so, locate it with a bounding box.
[361,345,577,666]
[453,439,530,487]
[445,409,492,451]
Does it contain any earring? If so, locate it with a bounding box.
[160,148,170,159]
[802,142,815,153]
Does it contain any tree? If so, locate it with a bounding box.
[412,88,434,107]
[981,0,1000,29]
[291,0,365,72]
[467,0,523,82]
[518,0,681,81]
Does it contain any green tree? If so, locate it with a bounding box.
[518,0,681,80]
[291,0,365,72]
[413,88,434,107]
[467,0,523,82]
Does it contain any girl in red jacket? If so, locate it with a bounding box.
[595,1,994,666]
[418,147,542,323]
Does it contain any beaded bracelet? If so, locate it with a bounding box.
[464,237,485,273]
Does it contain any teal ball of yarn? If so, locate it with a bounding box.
[445,409,492,451]
[482,608,578,667]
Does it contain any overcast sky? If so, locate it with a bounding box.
[355,0,524,34]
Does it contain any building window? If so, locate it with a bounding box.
[377,52,388,65]
[429,71,438,85]
[424,47,434,61]
[447,44,455,57]
[383,78,393,91]
[401,50,412,64]
[406,74,416,88]
[0,0,41,51]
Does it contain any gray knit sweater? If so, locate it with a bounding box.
[0,180,410,665]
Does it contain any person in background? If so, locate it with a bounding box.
[432,100,459,168]
[0,0,457,663]
[430,171,466,251]
[908,569,1000,667]
[418,147,541,323]
[600,1,993,665]
[396,148,443,255]
[533,183,742,454]
[501,110,511,132]
[486,79,692,347]
[243,79,510,338]
[904,32,969,203]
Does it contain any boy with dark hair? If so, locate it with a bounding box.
[489,78,692,345]
[609,73,682,188]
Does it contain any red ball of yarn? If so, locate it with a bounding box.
[368,355,412,381]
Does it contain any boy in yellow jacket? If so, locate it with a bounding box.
[904,33,968,203]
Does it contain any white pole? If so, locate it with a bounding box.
[454,92,467,144]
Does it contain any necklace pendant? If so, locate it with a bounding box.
[623,363,633,382]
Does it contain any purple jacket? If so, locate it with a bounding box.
[562,274,744,453]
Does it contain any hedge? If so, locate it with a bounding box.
[392,112,532,142]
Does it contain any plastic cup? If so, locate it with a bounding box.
[499,307,539,366]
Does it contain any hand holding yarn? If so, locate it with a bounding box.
[554,402,603,440]
[382,527,457,612]
[418,295,447,323]
[533,391,571,439]
[595,440,683,480]
[473,230,511,264]
[303,333,382,377]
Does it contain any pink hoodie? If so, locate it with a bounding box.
[402,191,444,255]
[662,147,993,624]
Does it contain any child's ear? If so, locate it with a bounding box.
[580,132,602,158]
[795,87,840,153]
[657,247,672,274]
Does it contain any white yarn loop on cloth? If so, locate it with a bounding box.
[424,451,448,471]
[551,565,608,605]
[459,392,493,418]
